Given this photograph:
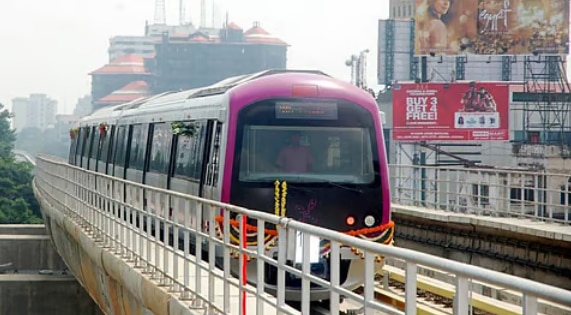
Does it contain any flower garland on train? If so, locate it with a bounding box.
[214,180,395,263]
[69,127,79,139]
[98,123,108,137]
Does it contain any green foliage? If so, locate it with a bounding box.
[0,103,15,159]
[0,102,41,224]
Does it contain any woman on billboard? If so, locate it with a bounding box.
[416,0,453,54]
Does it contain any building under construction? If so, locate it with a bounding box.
[152,21,287,93]
[89,0,288,112]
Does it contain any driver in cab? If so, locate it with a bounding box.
[276,132,313,173]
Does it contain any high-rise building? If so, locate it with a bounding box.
[11,94,57,132]
[73,95,93,117]
[389,0,414,18]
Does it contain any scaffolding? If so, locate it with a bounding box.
[518,55,571,150]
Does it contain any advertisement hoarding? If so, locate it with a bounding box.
[392,82,510,141]
[414,0,569,56]
[378,19,416,85]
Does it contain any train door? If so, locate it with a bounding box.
[201,121,222,200]
[146,122,173,220]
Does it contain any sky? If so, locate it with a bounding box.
[0,0,389,114]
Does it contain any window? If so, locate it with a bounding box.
[238,126,375,184]
[209,123,222,187]
[148,123,173,174]
[90,128,101,159]
[69,137,77,164]
[99,126,113,165]
[76,128,85,159]
[83,127,93,158]
[173,121,207,180]
[510,187,535,203]
[472,184,490,205]
[114,126,128,167]
[128,124,148,171]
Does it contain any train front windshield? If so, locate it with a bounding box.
[231,98,383,230]
[238,125,375,184]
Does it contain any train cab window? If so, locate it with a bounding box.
[128,124,148,171]
[234,99,379,185]
[173,121,207,180]
[148,123,173,174]
[114,126,128,167]
[239,126,375,184]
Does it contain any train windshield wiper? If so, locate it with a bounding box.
[292,176,363,194]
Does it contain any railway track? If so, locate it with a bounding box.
[309,262,571,315]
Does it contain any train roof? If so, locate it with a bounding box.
[79,69,332,125]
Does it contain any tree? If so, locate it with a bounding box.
[0,102,41,224]
[0,103,15,159]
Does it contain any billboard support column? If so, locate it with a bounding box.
[420,150,427,206]
[420,56,428,83]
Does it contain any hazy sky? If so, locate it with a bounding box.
[0,0,389,114]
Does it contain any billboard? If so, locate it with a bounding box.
[378,19,416,85]
[414,0,569,56]
[392,82,510,141]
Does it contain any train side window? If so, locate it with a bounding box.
[69,136,77,164]
[90,126,101,160]
[148,123,173,174]
[128,124,148,171]
[173,121,207,180]
[76,128,85,165]
[99,126,113,166]
[114,126,128,167]
[83,128,93,166]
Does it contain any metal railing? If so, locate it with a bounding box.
[34,155,571,315]
[390,164,571,224]
[13,149,36,166]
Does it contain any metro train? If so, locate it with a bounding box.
[68,69,395,302]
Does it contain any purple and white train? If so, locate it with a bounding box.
[69,69,394,302]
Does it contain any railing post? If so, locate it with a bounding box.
[454,276,469,315]
[523,294,538,315]
[404,262,417,314]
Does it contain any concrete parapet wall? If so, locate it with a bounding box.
[0,274,104,315]
[0,224,47,235]
[33,180,202,315]
[0,234,67,271]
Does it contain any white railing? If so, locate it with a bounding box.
[34,155,571,315]
[390,164,571,224]
[13,149,36,166]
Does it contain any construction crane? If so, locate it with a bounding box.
[346,49,375,97]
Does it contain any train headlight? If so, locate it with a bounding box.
[364,215,376,227]
[346,216,355,226]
